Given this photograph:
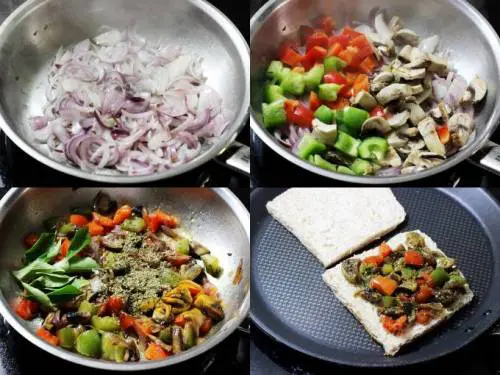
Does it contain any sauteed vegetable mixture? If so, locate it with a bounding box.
[342,232,470,334]
[262,12,487,176]
[12,192,224,362]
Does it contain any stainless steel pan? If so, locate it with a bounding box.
[0,188,250,371]
[250,0,500,184]
[0,0,249,183]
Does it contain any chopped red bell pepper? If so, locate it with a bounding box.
[437,125,450,144]
[309,91,321,112]
[349,35,375,61]
[328,34,350,48]
[351,74,369,96]
[13,297,39,320]
[371,276,398,296]
[24,233,39,248]
[301,46,327,70]
[359,55,378,74]
[327,42,343,57]
[341,26,362,40]
[106,295,125,315]
[379,242,392,257]
[362,255,385,266]
[280,46,303,67]
[299,25,314,45]
[313,16,336,35]
[36,327,59,346]
[415,285,434,303]
[285,100,314,128]
[338,46,362,67]
[119,311,135,330]
[382,315,407,335]
[323,72,347,86]
[404,250,425,267]
[327,97,350,110]
[306,31,329,51]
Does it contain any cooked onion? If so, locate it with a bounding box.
[29,28,228,176]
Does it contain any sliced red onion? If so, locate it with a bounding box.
[30,116,48,130]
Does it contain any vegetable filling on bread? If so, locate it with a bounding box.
[341,231,470,336]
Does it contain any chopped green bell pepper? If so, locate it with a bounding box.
[402,267,416,280]
[318,83,342,101]
[176,238,191,255]
[445,274,467,289]
[266,60,284,81]
[201,254,223,278]
[382,263,394,275]
[430,268,449,287]
[334,131,360,158]
[57,327,76,349]
[304,64,324,90]
[101,333,128,363]
[324,56,347,73]
[358,137,389,162]
[297,134,327,160]
[350,158,372,176]
[58,223,75,235]
[91,315,120,332]
[340,107,369,137]
[314,105,334,124]
[312,154,337,172]
[121,217,146,233]
[76,329,101,358]
[337,165,356,175]
[280,72,305,96]
[382,296,396,307]
[262,100,287,129]
[78,300,98,316]
[264,84,285,103]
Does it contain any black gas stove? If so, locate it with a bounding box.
[0,0,250,189]
[0,187,249,375]
[250,0,500,188]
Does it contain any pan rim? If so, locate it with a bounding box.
[250,188,500,367]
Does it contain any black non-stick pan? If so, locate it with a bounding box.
[250,188,500,367]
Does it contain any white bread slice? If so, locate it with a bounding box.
[266,188,406,268]
[323,230,474,356]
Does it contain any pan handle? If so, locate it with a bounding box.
[469,141,500,175]
[214,141,250,176]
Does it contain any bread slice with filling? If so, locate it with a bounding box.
[266,188,406,268]
[322,230,474,356]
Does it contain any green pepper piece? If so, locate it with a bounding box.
[121,217,146,233]
[266,60,284,81]
[101,332,128,363]
[79,300,98,316]
[176,238,191,255]
[57,327,75,349]
[262,100,287,129]
[334,132,360,158]
[91,316,120,332]
[201,254,223,278]
[25,233,56,263]
[280,72,305,96]
[314,105,334,124]
[341,107,369,137]
[312,154,337,172]
[76,329,101,358]
[162,268,182,287]
[318,83,342,101]
[304,64,324,90]
[297,134,327,160]
[445,274,467,289]
[337,165,356,175]
[350,158,373,176]
[324,56,348,73]
[58,223,75,235]
[264,84,285,103]
[182,322,197,350]
[159,327,172,344]
[358,137,389,162]
[402,267,416,280]
[382,296,395,307]
[382,263,394,275]
[277,67,291,83]
[430,268,449,287]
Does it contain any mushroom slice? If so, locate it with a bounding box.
[361,116,391,135]
[374,12,394,44]
[398,45,425,62]
[448,113,474,148]
[379,146,402,168]
[401,166,426,174]
[393,67,426,81]
[312,119,337,146]
[387,111,409,128]
[429,103,452,123]
[398,125,420,138]
[469,76,487,104]
[402,150,446,169]
[376,84,413,105]
[427,54,449,76]
[405,103,427,125]
[371,72,395,93]
[419,35,440,54]
[410,84,424,95]
[403,59,428,70]
[388,16,404,33]
[397,138,425,154]
[393,29,420,46]
[417,117,446,155]
[461,88,474,104]
[387,131,408,148]
[352,91,378,111]
[415,87,432,104]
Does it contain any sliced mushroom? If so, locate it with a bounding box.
[379,146,402,168]
[371,72,394,93]
[352,91,378,111]
[401,166,426,174]
[403,59,428,70]
[469,76,487,103]
[402,150,446,169]
[393,29,420,46]
[393,67,426,81]
[410,84,424,95]
[387,131,408,148]
[429,104,452,123]
[376,84,413,105]
[460,88,473,104]
[405,103,427,125]
[417,117,446,155]
[387,111,409,128]
[312,119,337,146]
[398,125,420,138]
[397,138,425,154]
[427,54,448,76]
[391,59,403,70]
[448,113,474,148]
[377,45,392,58]
[388,16,404,33]
[415,87,432,104]
[361,116,391,135]
[419,35,440,54]
[374,12,394,45]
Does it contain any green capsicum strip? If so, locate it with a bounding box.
[358,137,389,162]
[262,100,287,129]
[318,83,342,101]
[334,131,361,158]
[324,56,347,73]
[339,107,369,137]
[312,154,337,172]
[304,64,324,90]
[314,105,334,124]
[350,158,373,176]
[266,60,284,81]
[280,72,305,96]
[297,134,327,160]
[264,84,285,103]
